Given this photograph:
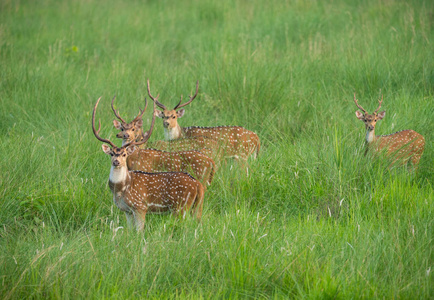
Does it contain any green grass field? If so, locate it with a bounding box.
[0,0,433,298]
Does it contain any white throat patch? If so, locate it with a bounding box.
[109,166,128,184]
[366,130,376,143]
[164,126,182,140]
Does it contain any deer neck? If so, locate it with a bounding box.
[365,129,377,144]
[108,165,133,212]
[109,165,131,189]
[164,124,183,140]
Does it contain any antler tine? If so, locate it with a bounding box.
[174,95,183,110]
[111,95,127,123]
[353,93,367,114]
[147,79,166,110]
[374,92,383,114]
[125,101,157,148]
[133,97,148,122]
[92,97,117,148]
[174,80,199,110]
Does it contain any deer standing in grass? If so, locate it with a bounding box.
[93,97,205,231]
[111,95,220,160]
[354,93,425,168]
[111,97,217,184]
[147,79,260,162]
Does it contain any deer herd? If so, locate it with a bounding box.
[92,81,425,231]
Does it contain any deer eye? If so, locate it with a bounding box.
[172,116,175,119]
[132,128,135,131]
[110,153,113,156]
[122,154,126,157]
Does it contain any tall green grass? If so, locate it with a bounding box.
[0,0,433,298]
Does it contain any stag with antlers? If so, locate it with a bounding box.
[354,92,425,168]
[147,79,260,162]
[92,97,205,231]
[111,97,217,184]
[111,95,223,163]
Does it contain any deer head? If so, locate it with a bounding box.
[93,96,156,167]
[111,95,148,145]
[354,92,386,132]
[147,79,199,136]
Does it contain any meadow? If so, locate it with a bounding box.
[0,0,433,298]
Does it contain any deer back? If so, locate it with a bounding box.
[127,148,182,172]
[127,148,216,185]
[149,136,220,161]
[182,126,260,159]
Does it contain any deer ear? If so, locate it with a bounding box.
[177,109,185,118]
[126,146,136,155]
[113,120,122,129]
[135,119,143,127]
[355,111,364,120]
[377,111,386,120]
[102,144,112,155]
[154,110,164,118]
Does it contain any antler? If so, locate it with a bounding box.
[124,101,156,148]
[132,97,148,123]
[147,79,166,110]
[174,80,199,110]
[111,95,127,123]
[374,91,383,114]
[92,97,117,148]
[353,93,367,114]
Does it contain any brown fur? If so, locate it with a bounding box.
[127,148,216,186]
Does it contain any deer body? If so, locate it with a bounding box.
[147,79,261,161]
[364,129,425,165]
[127,148,216,186]
[93,97,205,231]
[149,136,223,161]
[182,125,260,159]
[354,93,425,168]
[108,165,204,230]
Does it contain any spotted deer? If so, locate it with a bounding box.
[111,95,222,163]
[111,95,147,146]
[110,98,217,184]
[92,97,205,231]
[128,146,217,187]
[147,79,260,162]
[354,93,425,168]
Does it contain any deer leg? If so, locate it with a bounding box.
[410,154,421,172]
[235,155,250,176]
[133,210,147,231]
[192,188,204,221]
[124,212,134,229]
[174,192,195,219]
